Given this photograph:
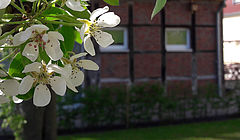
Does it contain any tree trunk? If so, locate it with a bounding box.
[20,92,57,140]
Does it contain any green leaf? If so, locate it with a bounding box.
[151,0,167,20]
[39,48,50,63]
[74,30,82,44]
[8,53,25,78]
[0,9,5,19]
[59,26,75,54]
[42,7,66,15]
[103,0,119,6]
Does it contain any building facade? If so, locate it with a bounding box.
[223,0,240,64]
[87,0,225,96]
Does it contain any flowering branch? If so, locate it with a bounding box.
[0,0,121,108]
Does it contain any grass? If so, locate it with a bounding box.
[58,118,240,140]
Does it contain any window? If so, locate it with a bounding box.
[233,0,240,4]
[100,27,128,52]
[165,28,191,52]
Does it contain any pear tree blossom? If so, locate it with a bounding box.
[79,6,121,56]
[0,0,121,107]
[13,25,64,62]
[0,0,124,138]
[18,62,69,106]
[59,53,99,92]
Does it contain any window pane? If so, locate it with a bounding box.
[104,30,124,45]
[167,30,187,45]
[234,0,240,3]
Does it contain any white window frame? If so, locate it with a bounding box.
[233,0,240,4]
[100,27,128,52]
[165,28,192,52]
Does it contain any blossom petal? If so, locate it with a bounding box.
[90,6,109,21]
[50,76,66,96]
[0,0,11,9]
[13,96,23,104]
[66,81,78,93]
[80,24,88,41]
[0,79,19,96]
[30,24,49,33]
[94,31,114,48]
[66,0,85,12]
[84,35,95,56]
[42,34,48,43]
[47,64,70,77]
[48,31,64,41]
[45,40,63,61]
[70,53,88,61]
[68,69,84,87]
[22,62,41,73]
[22,42,39,62]
[63,64,72,78]
[13,32,30,46]
[18,75,34,95]
[97,12,121,27]
[33,84,51,107]
[0,69,8,77]
[78,60,99,71]
[0,96,10,104]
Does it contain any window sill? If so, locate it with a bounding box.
[166,48,192,52]
[100,48,129,53]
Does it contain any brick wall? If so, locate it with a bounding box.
[95,0,221,94]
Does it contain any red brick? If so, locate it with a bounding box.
[196,27,216,51]
[134,54,161,78]
[101,54,129,78]
[134,27,161,51]
[167,80,192,97]
[133,1,161,24]
[165,1,191,25]
[196,3,218,25]
[166,53,192,76]
[197,53,216,75]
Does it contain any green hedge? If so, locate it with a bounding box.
[57,83,240,129]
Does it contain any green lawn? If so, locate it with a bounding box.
[58,118,240,140]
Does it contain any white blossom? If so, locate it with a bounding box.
[0,0,11,9]
[0,0,37,9]
[13,24,64,62]
[59,53,99,92]
[79,6,121,56]
[12,96,23,104]
[66,0,89,12]
[0,79,20,104]
[18,62,68,107]
[0,68,20,104]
